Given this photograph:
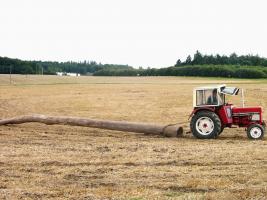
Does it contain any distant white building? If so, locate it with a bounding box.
[67,73,80,77]
[56,72,64,76]
[56,72,80,76]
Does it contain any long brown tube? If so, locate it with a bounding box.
[0,114,183,137]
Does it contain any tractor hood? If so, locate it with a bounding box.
[232,107,263,116]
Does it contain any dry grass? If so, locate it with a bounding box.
[0,75,266,200]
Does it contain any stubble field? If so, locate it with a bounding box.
[0,75,266,200]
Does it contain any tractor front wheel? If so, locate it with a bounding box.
[247,124,264,140]
[190,111,221,139]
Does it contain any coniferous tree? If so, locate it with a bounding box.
[175,59,182,66]
[185,55,192,64]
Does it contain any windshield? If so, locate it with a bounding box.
[218,93,224,105]
[196,89,224,106]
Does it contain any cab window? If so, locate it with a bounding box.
[196,89,221,106]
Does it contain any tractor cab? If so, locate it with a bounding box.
[190,84,265,140]
[193,84,239,108]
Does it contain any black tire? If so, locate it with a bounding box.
[262,121,266,132]
[247,124,264,140]
[218,126,224,135]
[190,111,221,139]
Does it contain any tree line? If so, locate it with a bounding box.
[175,51,267,67]
[93,65,267,78]
[1,52,267,78]
[0,56,132,75]
[94,51,267,78]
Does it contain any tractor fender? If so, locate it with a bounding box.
[246,121,266,131]
[188,107,216,120]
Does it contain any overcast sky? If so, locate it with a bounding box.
[0,0,266,68]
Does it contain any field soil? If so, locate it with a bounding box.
[0,75,266,199]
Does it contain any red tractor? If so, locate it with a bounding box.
[190,84,266,139]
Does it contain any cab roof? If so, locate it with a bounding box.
[194,84,226,90]
[194,84,239,96]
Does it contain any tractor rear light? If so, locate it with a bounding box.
[251,114,260,121]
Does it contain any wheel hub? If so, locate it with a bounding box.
[250,127,262,139]
[196,117,214,135]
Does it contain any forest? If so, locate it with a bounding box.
[0,56,132,75]
[95,51,267,78]
[1,51,267,78]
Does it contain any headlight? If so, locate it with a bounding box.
[251,114,260,121]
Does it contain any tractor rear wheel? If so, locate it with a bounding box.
[247,124,264,140]
[190,111,221,139]
[218,126,224,135]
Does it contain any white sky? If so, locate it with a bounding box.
[0,0,266,68]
